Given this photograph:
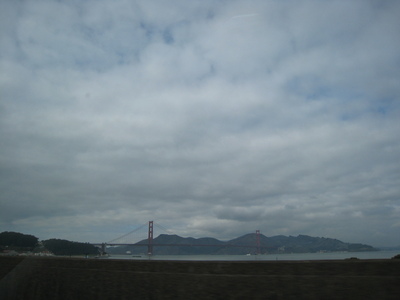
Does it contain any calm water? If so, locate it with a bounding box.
[106,250,399,261]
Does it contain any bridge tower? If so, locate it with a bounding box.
[255,230,261,254]
[101,243,107,256]
[148,220,154,255]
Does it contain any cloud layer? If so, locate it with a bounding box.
[1,0,399,246]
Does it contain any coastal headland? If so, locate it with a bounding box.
[1,256,399,299]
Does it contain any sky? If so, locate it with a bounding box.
[1,0,399,247]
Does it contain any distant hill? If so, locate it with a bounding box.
[107,233,377,255]
[0,231,38,251]
[42,239,99,256]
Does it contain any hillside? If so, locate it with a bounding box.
[107,233,377,255]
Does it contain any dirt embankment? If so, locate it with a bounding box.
[1,256,399,299]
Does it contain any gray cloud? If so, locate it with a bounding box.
[1,0,399,247]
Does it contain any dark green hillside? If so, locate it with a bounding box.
[42,239,98,256]
[264,235,376,253]
[107,233,377,255]
[0,232,38,251]
[110,234,226,255]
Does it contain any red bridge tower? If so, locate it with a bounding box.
[148,221,154,255]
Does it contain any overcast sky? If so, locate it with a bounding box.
[1,0,399,247]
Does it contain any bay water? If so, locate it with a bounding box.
[106,250,399,261]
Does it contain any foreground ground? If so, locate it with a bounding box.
[0,256,399,299]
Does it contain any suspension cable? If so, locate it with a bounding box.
[108,222,148,243]
[154,222,175,235]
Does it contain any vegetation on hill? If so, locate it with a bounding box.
[0,231,99,256]
[0,231,378,256]
[0,231,38,250]
[108,233,377,255]
[42,239,99,256]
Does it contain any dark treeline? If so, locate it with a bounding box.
[0,231,38,249]
[42,239,98,256]
[0,231,99,255]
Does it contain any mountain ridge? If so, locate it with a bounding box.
[107,233,377,255]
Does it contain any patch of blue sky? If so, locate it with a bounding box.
[339,99,397,122]
[375,105,389,116]
[285,75,333,101]
[162,29,174,44]
[161,19,192,45]
[371,98,399,116]
[139,22,156,39]
[339,112,362,122]
[285,74,382,109]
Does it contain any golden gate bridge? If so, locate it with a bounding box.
[93,221,263,256]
